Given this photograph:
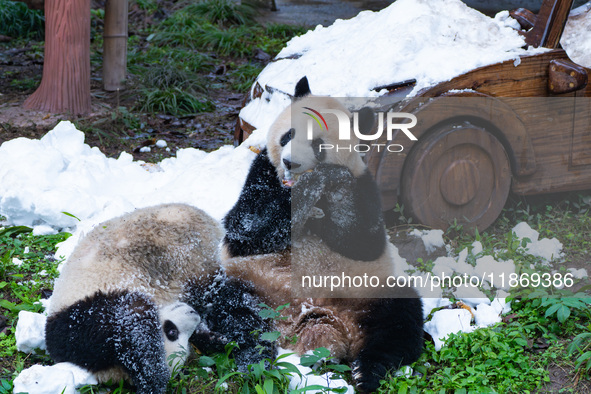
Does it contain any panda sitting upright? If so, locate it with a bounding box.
[222,77,424,392]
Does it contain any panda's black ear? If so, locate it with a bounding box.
[294,76,311,98]
[356,107,376,135]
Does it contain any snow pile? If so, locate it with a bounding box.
[512,222,563,262]
[562,2,591,68]
[424,309,474,351]
[241,0,549,132]
[0,121,257,259]
[424,294,511,351]
[13,363,98,394]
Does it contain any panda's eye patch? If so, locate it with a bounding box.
[312,138,326,162]
[280,128,295,147]
[164,320,179,342]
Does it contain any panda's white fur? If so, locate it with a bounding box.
[267,95,367,185]
[49,203,222,315]
[221,77,424,392]
[46,203,223,392]
[160,302,201,373]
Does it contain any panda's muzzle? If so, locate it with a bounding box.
[282,158,301,171]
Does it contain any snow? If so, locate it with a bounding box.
[421,297,452,320]
[0,121,255,260]
[32,224,57,236]
[15,311,47,353]
[13,363,98,394]
[562,1,591,68]
[424,309,474,351]
[277,350,355,394]
[512,222,563,262]
[410,229,445,253]
[240,0,551,133]
[568,267,588,279]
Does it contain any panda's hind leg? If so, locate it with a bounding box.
[46,291,170,394]
[352,297,424,393]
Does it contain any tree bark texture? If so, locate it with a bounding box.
[23,0,91,115]
[103,0,128,91]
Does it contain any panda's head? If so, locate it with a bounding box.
[160,302,201,372]
[267,77,367,187]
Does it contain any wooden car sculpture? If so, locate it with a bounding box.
[236,0,591,231]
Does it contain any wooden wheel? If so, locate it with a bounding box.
[401,122,511,231]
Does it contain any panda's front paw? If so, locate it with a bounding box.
[315,163,354,187]
[191,329,228,353]
[351,358,387,393]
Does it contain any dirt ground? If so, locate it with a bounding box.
[0,67,243,163]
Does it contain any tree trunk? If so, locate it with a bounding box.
[23,0,91,115]
[103,0,128,91]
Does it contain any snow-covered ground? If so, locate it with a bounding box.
[4,0,591,392]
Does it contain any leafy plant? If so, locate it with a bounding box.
[0,0,44,39]
[380,324,548,393]
[510,289,591,334]
[187,0,256,26]
[0,378,13,394]
[568,325,591,375]
[130,62,214,116]
[392,203,413,225]
[138,86,214,116]
[195,24,253,56]
[9,77,39,91]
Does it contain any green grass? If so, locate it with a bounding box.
[133,0,159,13]
[569,325,591,376]
[0,226,70,384]
[9,76,39,91]
[185,0,257,26]
[113,0,304,116]
[0,0,44,39]
[386,192,591,392]
[138,86,214,116]
[229,62,264,92]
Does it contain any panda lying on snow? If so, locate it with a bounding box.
[222,77,424,392]
[45,204,274,394]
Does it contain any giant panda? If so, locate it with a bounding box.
[222,77,424,392]
[46,203,274,394]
